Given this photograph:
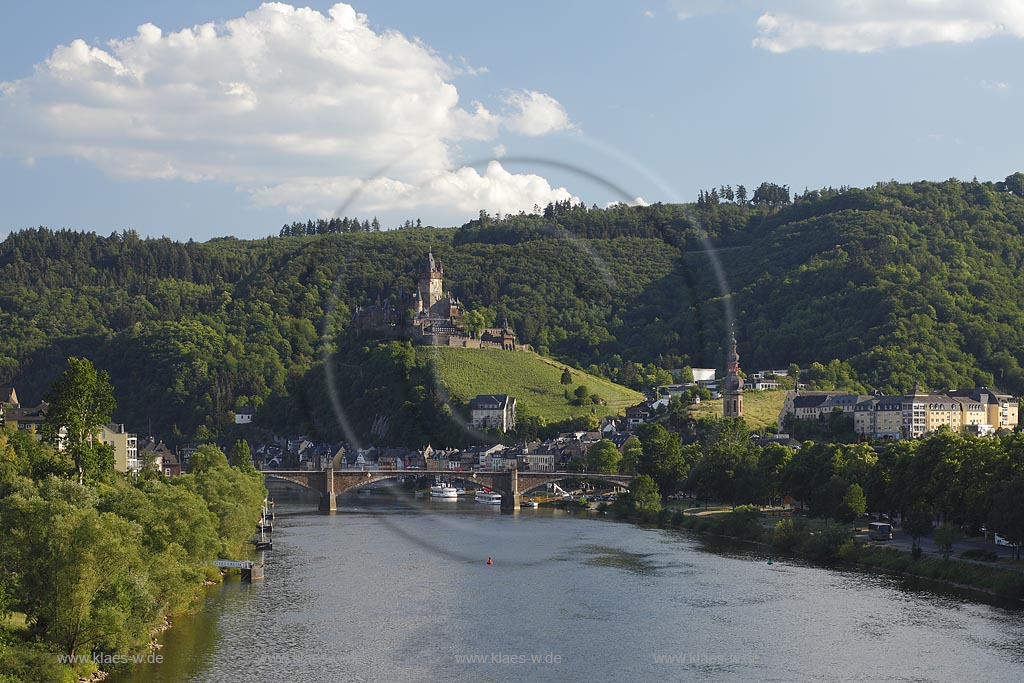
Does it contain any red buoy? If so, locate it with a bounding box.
[486,557,493,565]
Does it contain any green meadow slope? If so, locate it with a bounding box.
[419,347,644,423]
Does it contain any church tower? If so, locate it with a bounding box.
[418,250,444,314]
[723,329,744,418]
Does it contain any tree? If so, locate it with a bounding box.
[627,474,661,516]
[619,439,643,474]
[903,507,934,554]
[188,443,229,474]
[587,440,621,474]
[787,363,801,383]
[463,310,487,338]
[560,368,572,386]
[989,475,1024,561]
[574,385,590,400]
[933,523,960,560]
[42,357,116,480]
[636,424,689,498]
[838,483,866,527]
[230,439,255,473]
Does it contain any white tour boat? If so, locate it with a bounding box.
[430,483,458,498]
[476,491,503,505]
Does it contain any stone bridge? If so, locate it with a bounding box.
[264,469,633,511]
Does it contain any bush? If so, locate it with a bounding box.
[960,548,999,562]
[798,525,851,561]
[772,518,799,552]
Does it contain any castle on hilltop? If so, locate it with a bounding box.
[353,251,524,350]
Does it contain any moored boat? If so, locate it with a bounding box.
[476,491,503,505]
[430,483,458,498]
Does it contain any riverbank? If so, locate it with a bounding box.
[0,443,268,683]
[611,505,1024,602]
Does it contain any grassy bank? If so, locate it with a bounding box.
[838,544,1024,600]
[611,505,1024,602]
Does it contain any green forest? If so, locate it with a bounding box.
[2,174,1024,445]
[0,358,266,682]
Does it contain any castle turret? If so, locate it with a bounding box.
[418,249,444,313]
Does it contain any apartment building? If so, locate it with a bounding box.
[98,423,140,473]
[788,385,1020,440]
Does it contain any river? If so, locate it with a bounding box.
[111,487,1024,683]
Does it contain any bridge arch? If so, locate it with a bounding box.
[331,471,513,497]
[518,473,632,496]
[265,473,321,494]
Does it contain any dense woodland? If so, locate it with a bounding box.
[2,174,1024,445]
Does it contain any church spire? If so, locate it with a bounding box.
[723,327,744,418]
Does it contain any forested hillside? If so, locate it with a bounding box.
[2,174,1023,444]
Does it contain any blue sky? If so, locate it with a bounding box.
[1,0,1022,241]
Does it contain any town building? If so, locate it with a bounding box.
[234,406,255,425]
[1,387,19,408]
[98,423,139,473]
[786,385,1020,440]
[469,394,517,432]
[139,437,179,476]
[2,401,49,436]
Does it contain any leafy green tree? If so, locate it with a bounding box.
[573,385,590,400]
[587,440,621,473]
[636,423,688,498]
[188,444,229,473]
[185,453,267,557]
[838,483,867,526]
[230,439,255,473]
[560,368,572,386]
[933,523,960,560]
[619,439,643,475]
[627,474,661,516]
[989,474,1024,560]
[757,442,793,507]
[903,507,934,554]
[41,357,115,479]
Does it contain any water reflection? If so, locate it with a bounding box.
[111,488,1024,683]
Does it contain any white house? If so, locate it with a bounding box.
[469,395,517,432]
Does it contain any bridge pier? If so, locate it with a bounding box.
[500,469,520,512]
[319,467,337,513]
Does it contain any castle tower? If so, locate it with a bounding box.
[723,329,744,418]
[418,250,444,314]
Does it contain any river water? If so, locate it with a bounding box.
[111,488,1024,683]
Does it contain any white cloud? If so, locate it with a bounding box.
[503,90,574,137]
[981,79,1010,90]
[251,160,577,217]
[644,10,656,19]
[493,143,507,158]
[668,0,1024,52]
[0,3,575,218]
[605,197,649,208]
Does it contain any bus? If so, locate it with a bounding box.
[868,522,893,541]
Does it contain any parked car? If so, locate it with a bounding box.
[994,533,1018,548]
